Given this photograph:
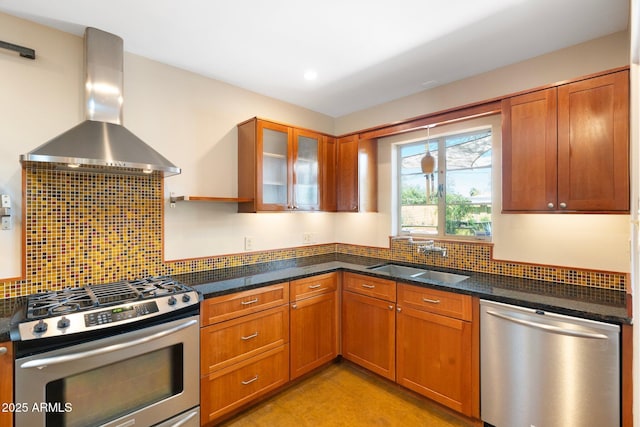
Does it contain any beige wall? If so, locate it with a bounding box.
[335,31,630,135]
[334,30,632,273]
[0,11,632,278]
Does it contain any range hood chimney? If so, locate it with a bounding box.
[20,27,180,177]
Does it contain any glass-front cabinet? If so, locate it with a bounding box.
[260,122,291,209]
[293,129,320,210]
[238,118,323,212]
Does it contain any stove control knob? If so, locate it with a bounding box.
[57,317,70,329]
[33,320,48,334]
[168,296,177,306]
[182,294,191,303]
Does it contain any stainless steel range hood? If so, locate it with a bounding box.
[20,27,180,177]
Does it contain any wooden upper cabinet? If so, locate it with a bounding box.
[336,135,377,212]
[238,118,324,212]
[502,88,558,211]
[321,136,337,212]
[502,70,629,213]
[557,71,629,211]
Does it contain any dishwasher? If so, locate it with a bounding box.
[480,299,620,427]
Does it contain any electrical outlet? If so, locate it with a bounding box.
[302,232,314,244]
[244,236,254,251]
[1,216,11,230]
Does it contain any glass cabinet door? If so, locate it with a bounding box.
[259,123,291,209]
[294,130,320,210]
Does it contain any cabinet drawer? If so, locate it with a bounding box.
[290,272,338,301]
[201,344,289,424]
[398,284,472,321]
[344,272,396,302]
[201,305,289,375]
[201,282,289,325]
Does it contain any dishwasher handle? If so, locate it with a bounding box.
[485,310,609,340]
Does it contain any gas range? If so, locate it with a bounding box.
[13,276,199,341]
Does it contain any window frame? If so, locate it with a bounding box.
[396,126,493,241]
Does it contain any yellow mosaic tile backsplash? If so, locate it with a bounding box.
[0,168,627,298]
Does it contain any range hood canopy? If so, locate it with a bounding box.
[20,27,180,177]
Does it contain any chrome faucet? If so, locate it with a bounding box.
[417,240,447,257]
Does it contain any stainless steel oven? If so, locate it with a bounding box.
[12,277,200,427]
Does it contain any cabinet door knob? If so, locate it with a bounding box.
[0,346,6,355]
[547,202,555,209]
[396,307,402,312]
[292,303,298,309]
[559,202,567,209]
[388,305,394,310]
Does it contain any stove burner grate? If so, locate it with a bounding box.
[26,288,95,320]
[25,276,192,320]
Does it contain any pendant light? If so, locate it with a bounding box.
[420,125,435,201]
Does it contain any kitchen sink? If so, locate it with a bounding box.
[368,264,469,284]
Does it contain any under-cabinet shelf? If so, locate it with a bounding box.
[169,195,254,206]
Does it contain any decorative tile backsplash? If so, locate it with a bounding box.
[0,168,627,298]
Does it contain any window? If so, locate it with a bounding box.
[398,128,492,239]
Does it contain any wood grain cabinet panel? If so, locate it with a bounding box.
[342,289,396,380]
[289,273,339,380]
[290,291,338,379]
[201,282,289,326]
[396,283,476,418]
[502,87,558,211]
[321,136,337,211]
[200,305,289,375]
[502,70,629,213]
[290,272,338,301]
[557,71,629,211]
[343,272,396,302]
[336,136,377,212]
[201,345,289,425]
[0,341,12,427]
[200,282,290,425]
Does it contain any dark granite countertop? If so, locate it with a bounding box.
[174,253,630,325]
[1,253,631,342]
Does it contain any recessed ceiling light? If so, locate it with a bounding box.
[421,80,438,87]
[304,70,318,81]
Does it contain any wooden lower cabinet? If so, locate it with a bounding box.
[200,305,289,374]
[200,283,290,425]
[0,341,13,427]
[396,284,477,418]
[290,289,338,379]
[201,345,289,424]
[342,290,396,380]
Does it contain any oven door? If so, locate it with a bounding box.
[14,315,199,427]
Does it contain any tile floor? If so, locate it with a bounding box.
[219,361,475,427]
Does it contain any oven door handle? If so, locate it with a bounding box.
[19,319,198,369]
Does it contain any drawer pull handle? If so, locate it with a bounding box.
[241,298,259,306]
[241,332,259,341]
[0,347,6,355]
[308,284,322,289]
[242,375,259,385]
[361,284,375,289]
[422,298,441,304]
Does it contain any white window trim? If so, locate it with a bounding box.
[386,119,495,242]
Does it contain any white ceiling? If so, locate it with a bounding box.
[0,0,629,117]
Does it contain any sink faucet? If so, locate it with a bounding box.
[417,240,447,257]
